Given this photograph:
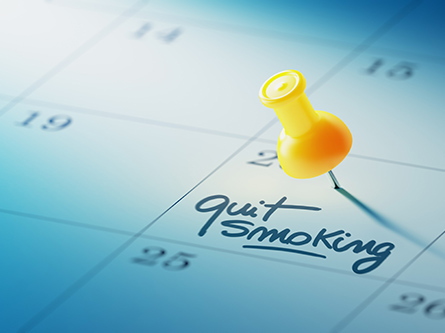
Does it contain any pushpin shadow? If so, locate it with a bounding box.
[328,172,443,259]
[336,187,400,231]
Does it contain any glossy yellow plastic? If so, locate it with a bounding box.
[259,70,352,179]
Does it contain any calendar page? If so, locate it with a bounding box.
[1,1,444,332]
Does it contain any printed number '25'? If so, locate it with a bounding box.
[132,246,196,271]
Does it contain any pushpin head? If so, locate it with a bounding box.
[260,70,306,109]
[259,70,352,179]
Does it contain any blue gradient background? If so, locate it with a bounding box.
[0,1,444,332]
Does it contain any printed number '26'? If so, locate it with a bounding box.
[390,292,445,319]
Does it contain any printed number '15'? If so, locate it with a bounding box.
[365,59,416,80]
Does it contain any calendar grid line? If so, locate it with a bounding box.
[305,0,423,95]
[2,207,444,295]
[0,0,149,119]
[17,117,277,333]
[1,93,443,173]
[15,1,427,330]
[347,153,445,173]
[0,93,261,142]
[139,10,443,65]
[332,230,445,332]
[51,0,444,65]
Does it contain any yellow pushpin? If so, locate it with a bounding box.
[259,70,352,181]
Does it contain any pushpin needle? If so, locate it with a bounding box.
[327,170,341,189]
[329,173,444,259]
[259,70,444,259]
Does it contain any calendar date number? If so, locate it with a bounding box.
[247,150,281,169]
[17,112,72,131]
[134,22,182,43]
[364,58,417,80]
[132,246,196,271]
[390,292,445,319]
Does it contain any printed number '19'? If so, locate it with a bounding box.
[17,112,72,131]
